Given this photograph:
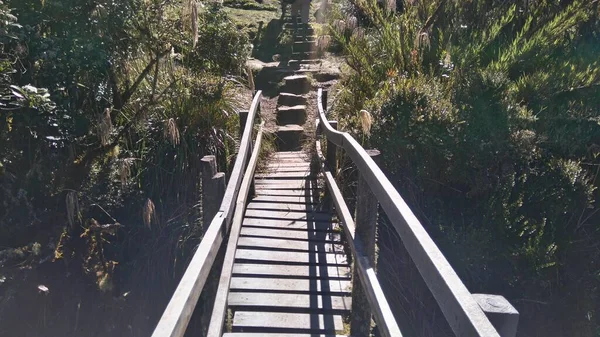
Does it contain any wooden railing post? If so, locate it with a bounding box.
[201,155,226,227]
[473,294,519,337]
[351,149,381,336]
[326,121,337,172]
[239,110,255,196]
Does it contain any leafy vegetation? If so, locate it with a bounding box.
[328,0,600,335]
[0,0,249,334]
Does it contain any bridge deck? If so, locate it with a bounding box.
[226,151,352,336]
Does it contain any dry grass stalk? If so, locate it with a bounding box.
[119,158,136,185]
[164,118,181,145]
[346,16,358,30]
[360,109,373,136]
[318,35,332,52]
[98,108,112,146]
[191,0,199,47]
[333,20,346,34]
[143,198,156,229]
[352,27,365,40]
[66,191,80,228]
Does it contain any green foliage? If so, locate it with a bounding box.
[189,5,251,75]
[0,0,249,334]
[331,0,600,335]
[224,0,277,11]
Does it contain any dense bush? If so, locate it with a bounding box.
[329,0,600,335]
[0,1,249,335]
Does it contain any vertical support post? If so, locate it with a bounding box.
[201,155,219,227]
[350,149,381,337]
[239,109,255,196]
[473,294,519,337]
[322,90,328,112]
[326,121,337,172]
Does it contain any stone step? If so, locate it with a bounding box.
[282,75,310,94]
[288,59,322,68]
[277,105,307,125]
[277,92,307,106]
[295,35,317,42]
[292,51,318,60]
[293,41,316,53]
[275,125,305,151]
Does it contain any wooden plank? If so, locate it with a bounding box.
[242,218,337,231]
[265,162,311,168]
[259,166,313,172]
[244,210,334,221]
[240,227,341,242]
[255,172,316,179]
[255,180,317,190]
[228,292,351,311]
[232,263,351,279]
[232,312,345,332]
[316,88,500,337]
[230,277,351,293]
[247,202,316,212]
[255,188,321,196]
[251,195,318,204]
[224,333,347,337]
[235,249,349,265]
[237,237,344,253]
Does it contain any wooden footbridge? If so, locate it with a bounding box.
[150,14,517,337]
[149,83,519,336]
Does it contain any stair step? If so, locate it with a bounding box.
[278,92,307,106]
[277,105,307,125]
[288,59,322,68]
[293,51,318,60]
[293,41,316,53]
[282,75,310,94]
[295,35,317,42]
[275,124,304,151]
[231,311,346,333]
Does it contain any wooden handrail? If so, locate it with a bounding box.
[151,91,263,337]
[207,121,265,336]
[316,89,501,337]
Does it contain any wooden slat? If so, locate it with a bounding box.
[232,263,351,279]
[240,227,341,242]
[228,292,351,311]
[237,237,344,253]
[224,333,347,337]
[235,249,348,265]
[251,195,318,204]
[242,218,337,231]
[317,88,500,337]
[244,210,334,221]
[255,180,317,190]
[259,166,312,172]
[232,312,345,332]
[255,188,321,196]
[230,277,351,293]
[247,202,316,212]
[255,172,315,179]
[265,162,311,168]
